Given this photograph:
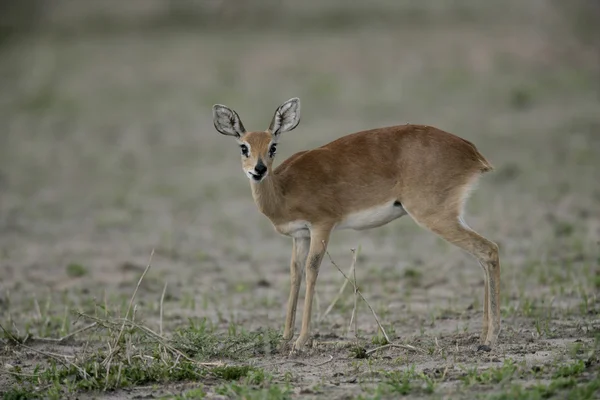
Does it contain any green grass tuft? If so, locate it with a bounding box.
[65,263,88,278]
[172,318,282,361]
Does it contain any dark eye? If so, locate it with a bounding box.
[268,144,277,158]
[240,144,249,157]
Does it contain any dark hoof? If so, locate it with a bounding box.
[288,345,305,357]
[477,344,492,352]
[278,340,293,353]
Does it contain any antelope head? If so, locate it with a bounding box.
[212,98,301,183]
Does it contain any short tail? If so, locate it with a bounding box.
[477,153,494,173]
[455,134,494,174]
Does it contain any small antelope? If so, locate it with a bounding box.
[212,98,500,352]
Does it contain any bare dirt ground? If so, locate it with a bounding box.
[1,1,599,399]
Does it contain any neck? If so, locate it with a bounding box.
[250,174,282,220]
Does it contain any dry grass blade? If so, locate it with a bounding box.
[160,282,168,336]
[103,358,112,391]
[312,354,334,367]
[4,370,39,378]
[103,249,154,366]
[319,248,357,322]
[0,322,89,379]
[324,245,390,344]
[78,312,223,367]
[121,320,223,366]
[349,248,359,340]
[26,323,97,344]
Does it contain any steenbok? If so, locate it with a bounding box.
[212,98,500,352]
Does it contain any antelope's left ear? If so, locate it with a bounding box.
[268,97,301,137]
[212,104,246,138]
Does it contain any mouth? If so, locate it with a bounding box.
[248,171,266,182]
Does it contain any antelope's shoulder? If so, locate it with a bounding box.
[275,150,310,173]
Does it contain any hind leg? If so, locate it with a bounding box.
[406,208,500,349]
[481,271,490,342]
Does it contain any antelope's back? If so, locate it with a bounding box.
[273,125,491,216]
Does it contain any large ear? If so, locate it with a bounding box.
[212,104,246,138]
[268,97,301,137]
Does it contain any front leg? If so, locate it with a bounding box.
[283,236,310,341]
[293,226,332,351]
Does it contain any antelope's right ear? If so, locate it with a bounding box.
[212,104,246,138]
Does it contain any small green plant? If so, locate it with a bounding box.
[2,387,40,400]
[350,345,368,359]
[461,360,518,386]
[7,350,207,397]
[554,221,575,237]
[553,360,585,378]
[403,268,422,286]
[66,263,87,278]
[214,383,292,400]
[384,370,414,395]
[212,365,253,381]
[367,366,436,396]
[172,387,206,399]
[509,86,533,110]
[371,328,389,346]
[485,374,592,400]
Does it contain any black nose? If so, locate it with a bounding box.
[254,162,267,175]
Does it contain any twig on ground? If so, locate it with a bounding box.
[4,370,39,378]
[314,340,353,348]
[261,354,334,368]
[320,248,357,322]
[26,323,97,344]
[316,354,335,366]
[366,343,424,355]
[324,244,390,344]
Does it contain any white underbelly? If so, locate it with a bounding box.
[336,201,406,231]
[274,201,406,237]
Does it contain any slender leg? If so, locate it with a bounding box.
[293,227,332,351]
[283,236,310,341]
[408,211,500,349]
[479,266,490,343]
[487,249,501,347]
